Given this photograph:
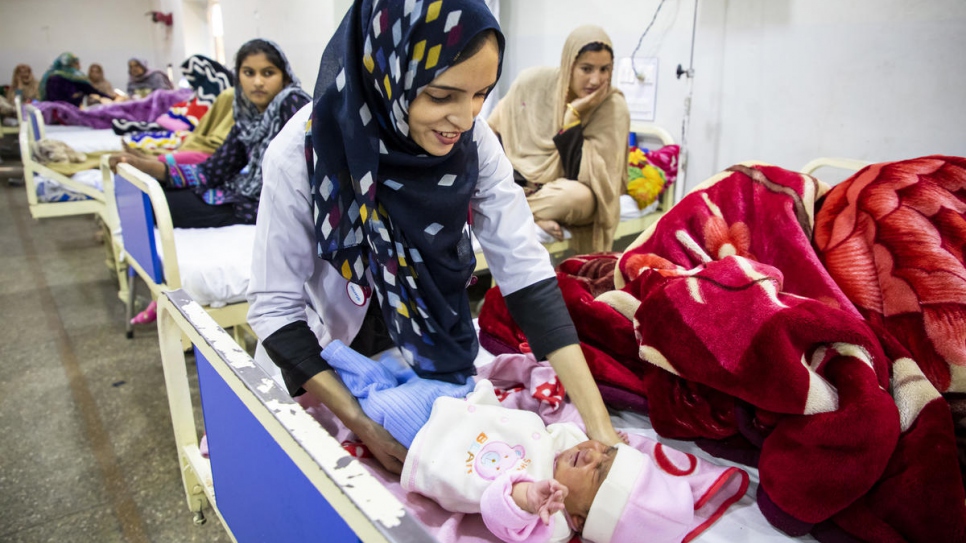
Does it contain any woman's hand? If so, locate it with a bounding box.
[346,415,408,474]
[303,370,408,474]
[564,80,611,126]
[545,344,622,447]
[109,153,167,181]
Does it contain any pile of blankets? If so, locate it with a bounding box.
[479,156,966,542]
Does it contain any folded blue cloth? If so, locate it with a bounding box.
[322,340,475,447]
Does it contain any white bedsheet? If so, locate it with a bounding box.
[153,225,256,308]
[611,410,816,542]
[46,128,123,153]
[620,192,660,220]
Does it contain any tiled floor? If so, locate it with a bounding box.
[0,170,230,542]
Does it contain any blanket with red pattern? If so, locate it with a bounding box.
[478,160,966,542]
[813,156,966,394]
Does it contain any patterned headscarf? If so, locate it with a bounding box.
[86,63,115,96]
[39,53,89,100]
[226,40,310,201]
[310,0,504,383]
[9,64,40,102]
[180,55,233,105]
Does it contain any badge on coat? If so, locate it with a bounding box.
[346,283,370,306]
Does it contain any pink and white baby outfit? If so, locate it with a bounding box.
[400,380,749,543]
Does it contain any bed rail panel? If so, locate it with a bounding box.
[157,290,438,543]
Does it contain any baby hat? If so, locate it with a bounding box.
[582,444,693,543]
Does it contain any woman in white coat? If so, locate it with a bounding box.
[248,0,620,474]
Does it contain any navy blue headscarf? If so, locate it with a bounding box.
[310,0,504,383]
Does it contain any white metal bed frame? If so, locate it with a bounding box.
[1,94,23,136]
[18,105,128,300]
[157,289,437,542]
[108,163,251,342]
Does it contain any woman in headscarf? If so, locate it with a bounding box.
[112,39,310,325]
[7,64,40,102]
[488,25,630,254]
[86,63,117,100]
[111,40,309,227]
[39,53,110,106]
[126,58,174,98]
[247,0,622,475]
[1,64,38,123]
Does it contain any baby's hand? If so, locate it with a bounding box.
[526,479,569,525]
[617,430,631,445]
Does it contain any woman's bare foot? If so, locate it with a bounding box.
[536,219,565,241]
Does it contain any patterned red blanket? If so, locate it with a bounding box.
[479,160,966,542]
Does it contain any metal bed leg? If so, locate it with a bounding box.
[126,267,137,339]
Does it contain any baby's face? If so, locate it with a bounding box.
[553,440,618,516]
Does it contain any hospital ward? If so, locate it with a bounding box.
[2,0,965,542]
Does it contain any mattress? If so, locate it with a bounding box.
[153,224,256,308]
[46,127,123,153]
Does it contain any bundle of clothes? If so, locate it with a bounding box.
[479,155,966,542]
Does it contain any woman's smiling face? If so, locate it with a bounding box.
[407,32,499,156]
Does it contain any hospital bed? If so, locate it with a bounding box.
[474,122,678,275]
[108,163,253,342]
[18,105,128,299]
[1,95,24,136]
[152,157,884,542]
[156,289,436,542]
[799,157,872,182]
[157,285,819,542]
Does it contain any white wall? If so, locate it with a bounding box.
[4,0,963,191]
[501,0,966,192]
[0,0,158,91]
[695,0,966,186]
[499,0,697,187]
[218,0,342,92]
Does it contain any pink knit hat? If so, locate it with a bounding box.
[582,442,749,543]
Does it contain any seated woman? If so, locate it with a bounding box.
[86,63,118,101]
[39,53,111,106]
[0,64,39,124]
[111,40,310,227]
[488,26,629,254]
[112,39,310,324]
[126,58,174,99]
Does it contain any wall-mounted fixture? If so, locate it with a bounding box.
[147,11,174,27]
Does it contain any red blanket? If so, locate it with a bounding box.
[814,156,966,394]
[479,161,966,542]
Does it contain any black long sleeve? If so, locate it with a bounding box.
[503,276,579,360]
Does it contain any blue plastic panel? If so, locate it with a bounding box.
[115,174,164,285]
[29,110,40,142]
[195,347,360,543]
